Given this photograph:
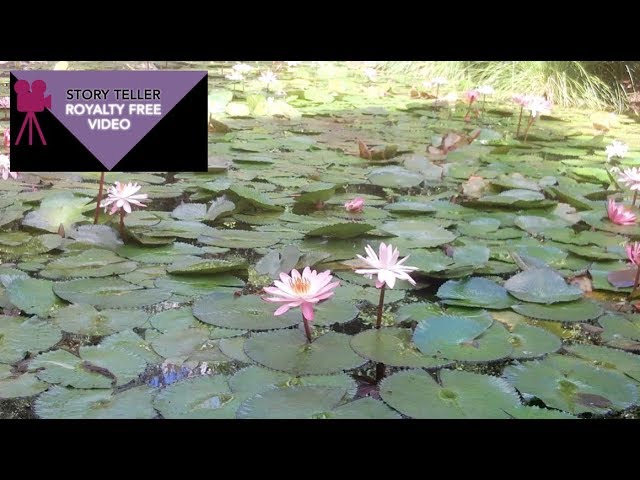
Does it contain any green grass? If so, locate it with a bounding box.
[380,61,634,111]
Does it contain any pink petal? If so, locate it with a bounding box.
[301,302,315,321]
[274,304,293,316]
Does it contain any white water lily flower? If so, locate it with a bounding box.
[100,181,148,215]
[0,154,17,180]
[525,95,552,117]
[615,167,640,191]
[477,85,495,95]
[606,140,629,161]
[225,72,244,82]
[258,70,277,85]
[355,242,418,289]
[232,63,253,73]
[362,67,378,81]
[286,61,301,67]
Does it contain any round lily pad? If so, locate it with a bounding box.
[244,330,366,375]
[437,277,514,310]
[155,274,244,297]
[153,375,239,419]
[503,355,638,415]
[504,405,576,419]
[35,386,156,419]
[599,314,640,348]
[504,268,582,304]
[565,344,640,383]
[368,166,424,188]
[312,299,360,326]
[236,385,348,419]
[150,328,211,361]
[100,330,163,365]
[379,369,521,419]
[198,229,281,249]
[149,307,199,333]
[53,278,171,309]
[305,222,375,239]
[192,292,300,330]
[412,314,492,356]
[0,373,49,399]
[0,316,62,364]
[328,397,402,419]
[39,248,138,280]
[507,323,562,359]
[219,336,253,363]
[350,328,452,368]
[7,277,63,317]
[52,304,149,335]
[511,299,603,323]
[381,220,456,248]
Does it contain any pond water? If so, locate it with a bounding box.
[1,61,640,419]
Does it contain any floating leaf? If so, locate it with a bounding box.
[511,299,603,323]
[22,192,92,233]
[350,328,451,368]
[508,323,562,359]
[244,330,366,375]
[39,248,138,280]
[53,278,171,309]
[381,220,456,248]
[7,278,62,317]
[199,229,281,248]
[437,277,514,310]
[412,314,492,356]
[380,369,521,419]
[228,185,283,211]
[166,256,248,275]
[368,166,424,188]
[153,375,239,419]
[0,316,62,364]
[503,355,638,415]
[504,268,582,304]
[0,373,49,399]
[305,222,375,239]
[35,386,156,419]
[52,304,149,335]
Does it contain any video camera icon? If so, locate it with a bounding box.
[15,79,51,146]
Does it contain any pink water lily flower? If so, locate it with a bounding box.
[0,154,17,180]
[465,90,480,104]
[355,243,418,289]
[615,167,640,191]
[263,267,340,322]
[525,95,552,117]
[512,94,530,106]
[100,181,148,215]
[3,128,9,149]
[607,198,636,225]
[626,242,640,265]
[344,197,365,213]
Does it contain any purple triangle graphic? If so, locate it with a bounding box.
[13,71,207,170]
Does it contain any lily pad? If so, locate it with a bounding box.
[40,248,138,279]
[7,278,63,317]
[508,323,562,359]
[437,277,514,310]
[565,344,640,382]
[412,314,492,356]
[193,293,301,330]
[379,369,521,419]
[511,299,603,323]
[22,192,92,233]
[53,278,171,309]
[0,373,49,399]
[153,375,239,419]
[0,316,62,364]
[350,328,451,368]
[380,220,456,248]
[198,229,281,248]
[503,355,638,415]
[52,304,149,335]
[504,268,582,304]
[35,385,156,419]
[244,330,366,375]
[305,222,375,239]
[368,166,424,188]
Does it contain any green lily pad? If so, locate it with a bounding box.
[219,337,253,363]
[193,292,302,330]
[379,369,521,419]
[503,354,638,415]
[508,323,562,359]
[368,166,424,188]
[412,314,492,356]
[53,278,171,309]
[100,330,163,365]
[511,299,603,323]
[68,225,123,250]
[505,405,576,419]
[7,278,63,317]
[153,375,239,419]
[599,314,640,350]
[155,274,244,297]
[0,316,62,364]
[350,328,451,368]
[504,268,582,304]
[437,277,514,310]
[380,220,456,248]
[31,346,146,388]
[171,203,207,221]
[166,256,248,275]
[305,222,375,239]
[22,192,92,233]
[228,185,283,211]
[0,373,49,399]
[52,304,149,335]
[40,249,138,280]
[198,229,281,248]
[35,386,156,419]
[150,328,211,361]
[311,299,360,326]
[244,329,366,375]
[565,344,640,382]
[295,183,336,204]
[116,242,206,264]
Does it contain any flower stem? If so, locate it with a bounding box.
[516,106,523,137]
[93,171,105,224]
[375,362,386,383]
[481,94,486,115]
[119,210,125,237]
[633,266,640,295]
[376,285,386,329]
[523,115,534,143]
[435,84,440,103]
[302,314,313,343]
[633,191,638,207]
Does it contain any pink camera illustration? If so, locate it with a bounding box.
[15,79,51,146]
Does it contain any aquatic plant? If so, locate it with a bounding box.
[344,197,365,213]
[3,128,9,149]
[606,140,629,162]
[522,95,552,142]
[0,153,17,180]
[99,181,148,235]
[607,198,636,225]
[263,267,340,343]
[613,167,640,206]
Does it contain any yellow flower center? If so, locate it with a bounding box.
[290,277,311,295]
